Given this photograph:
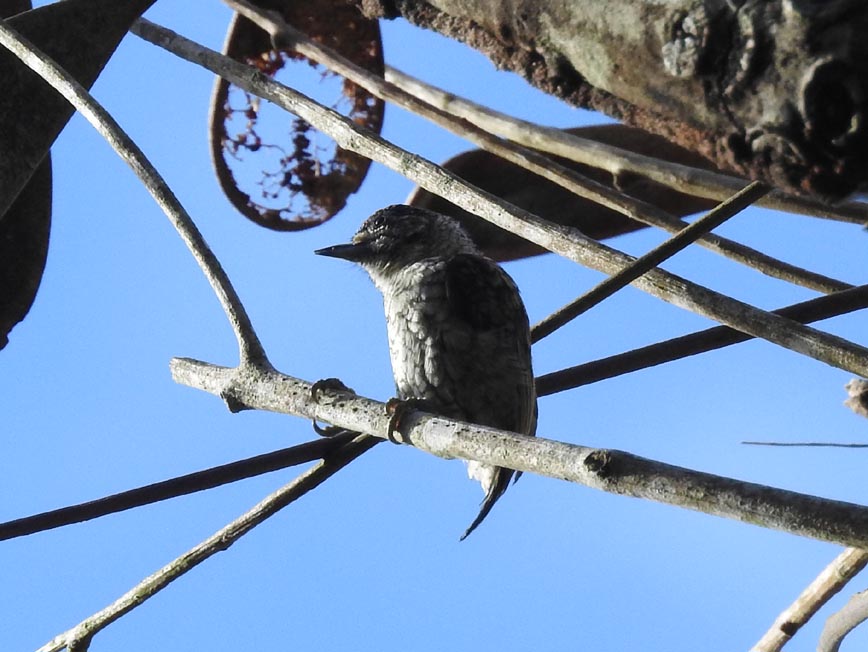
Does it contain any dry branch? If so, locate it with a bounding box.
[171,357,868,550]
[0,18,381,651]
[0,434,360,541]
[536,283,868,395]
[819,587,868,652]
[752,548,868,652]
[532,180,769,342]
[384,65,868,226]
[36,435,377,652]
[132,18,868,379]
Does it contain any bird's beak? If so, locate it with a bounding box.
[314,242,371,262]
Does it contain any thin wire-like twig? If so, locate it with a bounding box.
[535,283,868,395]
[384,65,868,226]
[532,180,769,342]
[0,17,266,365]
[219,0,852,295]
[36,435,378,652]
[742,442,868,448]
[751,548,868,652]
[132,18,868,379]
[0,433,358,541]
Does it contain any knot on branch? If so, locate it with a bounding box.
[583,449,616,479]
[219,390,249,413]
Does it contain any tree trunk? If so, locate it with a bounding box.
[359,0,868,200]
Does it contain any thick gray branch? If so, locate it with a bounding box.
[366,0,868,198]
[172,357,868,550]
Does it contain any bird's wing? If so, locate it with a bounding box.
[442,253,537,539]
[442,252,536,435]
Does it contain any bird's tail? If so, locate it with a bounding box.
[460,463,514,540]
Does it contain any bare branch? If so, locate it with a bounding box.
[752,548,868,652]
[819,588,868,652]
[532,181,769,342]
[0,433,359,541]
[132,18,868,378]
[221,0,851,295]
[0,18,266,365]
[36,434,377,652]
[384,65,868,227]
[536,284,868,395]
[171,357,868,550]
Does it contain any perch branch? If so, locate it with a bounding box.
[751,548,868,652]
[131,18,868,378]
[384,65,868,226]
[36,434,377,652]
[170,356,868,550]
[0,17,265,365]
[222,0,850,295]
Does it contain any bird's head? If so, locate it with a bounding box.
[315,205,480,277]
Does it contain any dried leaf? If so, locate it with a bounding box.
[210,0,385,231]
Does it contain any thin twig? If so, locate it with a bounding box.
[384,64,868,227]
[36,435,378,652]
[220,0,852,295]
[751,548,868,652]
[532,180,769,342]
[535,283,868,396]
[0,17,266,365]
[819,587,868,652]
[0,433,358,541]
[742,442,868,448]
[170,357,868,550]
[132,18,868,378]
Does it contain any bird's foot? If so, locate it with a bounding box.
[310,378,356,438]
[385,397,425,445]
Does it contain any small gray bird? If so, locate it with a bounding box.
[316,204,536,539]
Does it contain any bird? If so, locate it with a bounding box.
[315,204,536,539]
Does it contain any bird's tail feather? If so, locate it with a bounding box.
[460,466,514,540]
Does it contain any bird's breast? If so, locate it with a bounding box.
[381,264,454,404]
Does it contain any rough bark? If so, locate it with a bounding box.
[359,0,868,199]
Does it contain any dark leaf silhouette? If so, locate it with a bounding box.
[210,0,384,231]
[408,124,720,261]
[0,158,50,349]
[0,0,156,347]
[0,0,157,219]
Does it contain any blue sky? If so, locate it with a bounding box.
[4,3,868,651]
